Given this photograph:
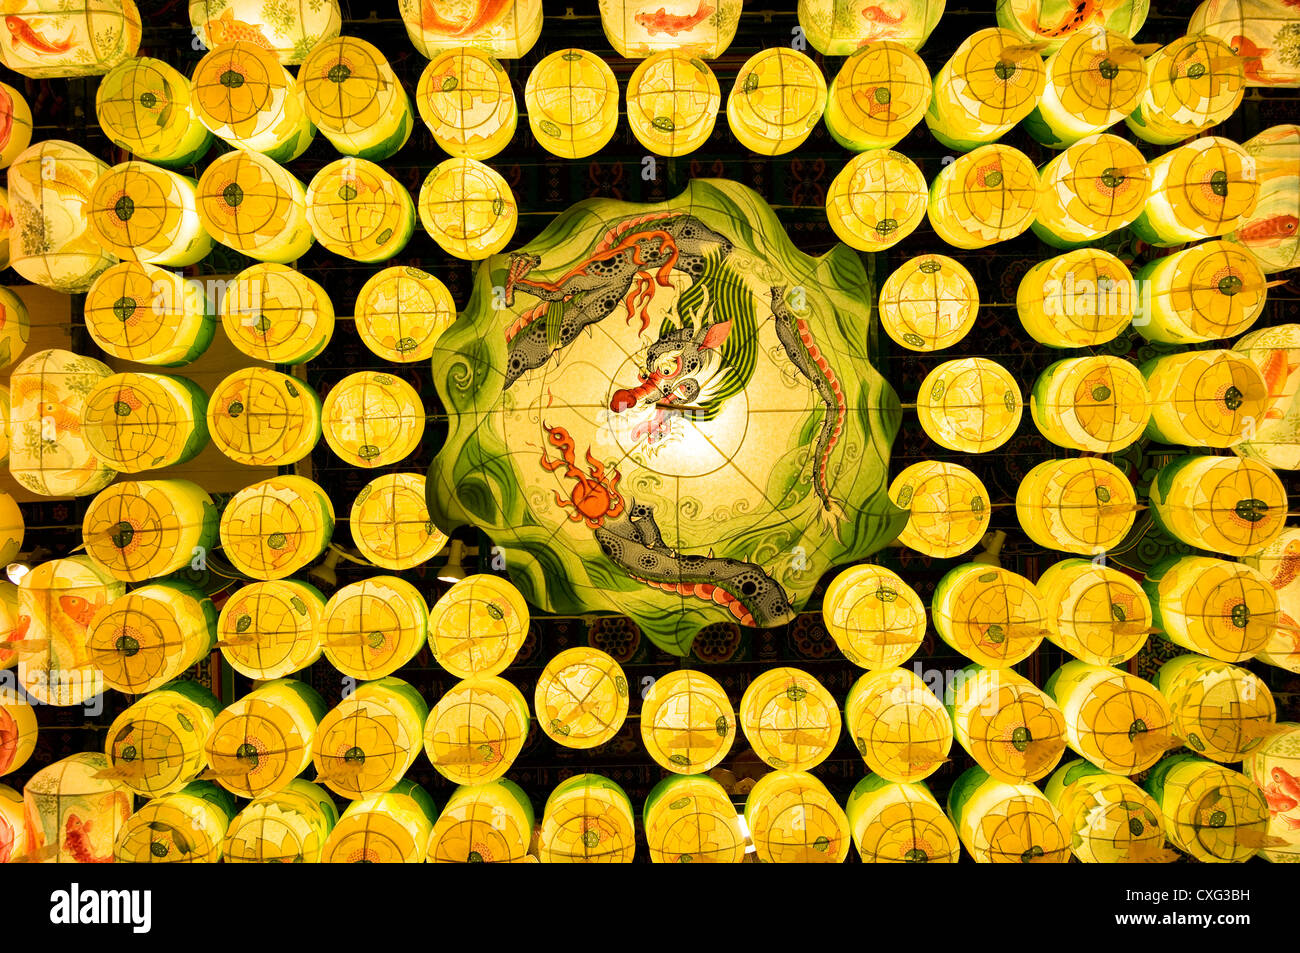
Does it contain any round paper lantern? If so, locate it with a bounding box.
[1036,558,1153,666]
[1046,660,1176,775]
[799,0,943,54]
[933,564,1047,667]
[640,671,738,777]
[878,253,978,353]
[1227,124,1299,275]
[1192,0,1300,85]
[1126,35,1245,145]
[822,564,927,670]
[727,48,826,156]
[351,472,447,571]
[0,687,37,777]
[1135,243,1266,347]
[312,677,428,800]
[1145,755,1269,863]
[1044,759,1167,863]
[1141,349,1268,448]
[946,766,1070,863]
[205,678,326,798]
[1156,654,1276,764]
[643,774,744,864]
[0,0,140,78]
[534,647,629,749]
[1242,528,1300,674]
[427,574,528,679]
[538,774,636,863]
[191,41,315,162]
[888,461,991,558]
[1145,556,1279,663]
[207,368,320,468]
[321,576,428,681]
[0,783,25,862]
[1031,134,1150,247]
[1015,457,1137,556]
[845,775,960,864]
[599,0,742,58]
[85,262,215,366]
[86,583,216,696]
[321,780,437,864]
[1031,356,1150,452]
[824,41,931,152]
[0,83,33,170]
[1148,455,1287,558]
[321,371,423,468]
[423,674,530,785]
[189,0,340,65]
[7,141,115,292]
[222,778,337,863]
[525,48,619,159]
[0,494,24,568]
[87,160,212,267]
[927,145,1040,249]
[82,479,217,582]
[826,149,927,252]
[948,666,1067,784]
[95,56,212,167]
[297,36,412,160]
[1016,248,1136,348]
[354,266,455,364]
[745,771,852,865]
[1243,722,1300,863]
[399,0,541,59]
[22,753,132,864]
[103,682,222,797]
[844,667,953,783]
[425,779,534,863]
[1023,30,1150,149]
[81,372,208,473]
[216,579,324,680]
[415,47,516,161]
[1131,138,1261,247]
[196,150,313,263]
[305,158,414,263]
[739,667,841,771]
[997,0,1149,52]
[113,782,235,863]
[219,476,334,581]
[916,357,1023,453]
[1233,323,1300,469]
[417,158,517,260]
[626,50,720,157]
[219,263,334,363]
[924,29,1046,152]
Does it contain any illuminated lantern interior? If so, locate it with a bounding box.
[96,56,213,167]
[1031,134,1150,248]
[1147,455,1287,558]
[84,262,215,366]
[932,564,1047,668]
[726,47,827,156]
[844,666,953,783]
[415,47,516,161]
[534,646,629,749]
[298,36,413,160]
[350,472,448,571]
[81,371,209,472]
[311,677,428,799]
[946,766,1070,863]
[0,0,141,78]
[1132,137,1260,246]
[82,479,217,583]
[423,674,530,785]
[425,779,533,863]
[216,579,325,681]
[825,41,932,152]
[600,0,743,58]
[220,263,334,363]
[641,669,736,774]
[745,770,851,863]
[206,367,321,467]
[321,780,438,864]
[1045,660,1177,775]
[888,460,991,559]
[916,357,1023,453]
[1030,355,1151,453]
[1140,349,1268,448]
[822,565,927,670]
[525,48,620,160]
[845,774,960,864]
[1014,457,1137,556]
[625,50,720,157]
[102,681,222,797]
[204,679,327,799]
[1126,35,1245,145]
[222,778,338,863]
[1036,559,1153,666]
[1044,759,1167,863]
[538,773,637,863]
[320,575,429,681]
[826,149,928,252]
[1023,28,1150,149]
[353,265,456,363]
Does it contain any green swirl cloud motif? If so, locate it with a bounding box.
[427,179,906,656]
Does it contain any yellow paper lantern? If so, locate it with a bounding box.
[305,158,415,263]
[321,371,423,468]
[220,263,334,363]
[1046,660,1176,775]
[85,262,215,366]
[354,266,456,364]
[946,766,1070,863]
[1133,241,1266,345]
[525,48,620,159]
[1141,349,1268,448]
[727,47,826,156]
[113,782,235,863]
[1016,248,1136,347]
[1156,654,1276,764]
[1036,558,1153,666]
[1015,457,1138,556]
[1241,528,1300,674]
[642,774,744,864]
[1131,138,1261,246]
[423,674,530,785]
[207,367,320,468]
[538,774,636,863]
[924,29,1046,152]
[826,149,927,252]
[641,669,736,775]
[0,686,37,777]
[1192,0,1300,85]
[22,752,133,864]
[417,157,517,260]
[1031,356,1151,452]
[87,160,213,267]
[1145,755,1269,863]
[218,476,335,581]
[878,254,978,353]
[600,0,742,58]
[85,584,215,698]
[102,681,222,797]
[191,41,315,162]
[626,50,720,157]
[0,493,24,567]
[425,779,534,863]
[1145,556,1279,663]
[321,780,437,864]
[222,778,338,863]
[845,775,960,863]
[351,472,447,571]
[743,770,850,863]
[534,647,628,749]
[799,0,944,55]
[0,82,33,171]
[1232,323,1300,469]
[416,47,516,160]
[81,372,208,473]
[0,0,140,78]
[82,479,217,583]
[844,667,953,783]
[95,56,212,167]
[927,145,1040,249]
[996,0,1150,55]
[1149,455,1287,558]
[312,677,428,800]
[824,41,932,152]
[1023,29,1150,149]
[1126,35,1245,146]
[739,667,841,771]
[0,578,20,668]
[933,564,1047,667]
[427,573,528,679]
[916,357,1023,453]
[1044,759,1168,863]
[7,141,115,292]
[0,782,27,862]
[321,576,428,681]
[1242,722,1300,863]
[399,0,541,59]
[1031,134,1150,247]
[216,579,324,680]
[205,678,326,799]
[196,150,314,263]
[189,0,341,65]
[1227,124,1299,275]
[888,461,991,559]
[822,564,927,669]
[947,666,1068,784]
[0,190,11,271]
[297,36,412,160]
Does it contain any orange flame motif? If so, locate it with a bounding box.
[539,424,624,528]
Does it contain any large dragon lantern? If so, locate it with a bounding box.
[428,180,906,655]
